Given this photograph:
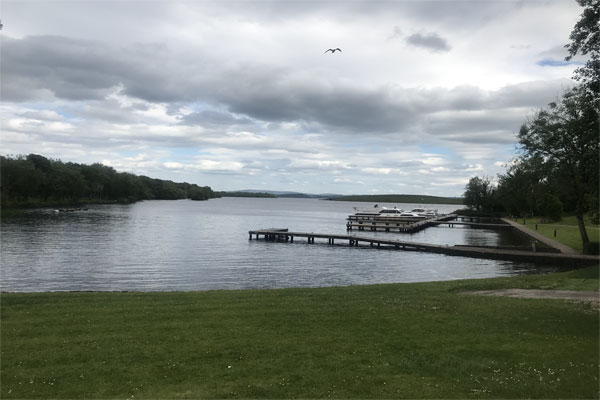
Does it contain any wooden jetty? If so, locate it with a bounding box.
[345,214,506,233]
[248,228,599,266]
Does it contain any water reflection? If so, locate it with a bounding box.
[1,198,559,292]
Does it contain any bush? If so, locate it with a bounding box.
[583,241,600,255]
[536,193,563,221]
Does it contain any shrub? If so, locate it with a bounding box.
[583,241,600,255]
[536,193,563,221]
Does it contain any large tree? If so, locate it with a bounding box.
[565,0,599,110]
[518,86,599,247]
[509,0,599,249]
[463,176,496,214]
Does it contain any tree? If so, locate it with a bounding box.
[565,0,599,110]
[518,86,599,247]
[496,155,550,217]
[536,193,563,221]
[463,176,496,214]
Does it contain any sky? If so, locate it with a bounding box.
[0,0,585,196]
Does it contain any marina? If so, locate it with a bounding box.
[248,228,599,266]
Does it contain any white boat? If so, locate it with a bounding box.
[348,205,441,222]
[349,205,403,219]
[411,208,439,218]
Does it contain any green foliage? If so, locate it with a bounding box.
[536,193,563,221]
[462,176,501,215]
[583,241,600,255]
[329,194,463,205]
[496,156,551,217]
[516,86,599,246]
[0,154,219,208]
[1,269,598,399]
[565,0,600,111]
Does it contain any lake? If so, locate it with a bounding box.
[1,198,557,292]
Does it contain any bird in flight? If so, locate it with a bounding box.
[324,48,342,53]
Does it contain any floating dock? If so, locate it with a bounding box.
[248,228,599,266]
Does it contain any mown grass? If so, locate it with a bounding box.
[516,215,600,252]
[1,267,598,399]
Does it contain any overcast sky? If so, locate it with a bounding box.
[0,0,584,196]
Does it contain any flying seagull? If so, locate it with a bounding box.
[324,48,342,53]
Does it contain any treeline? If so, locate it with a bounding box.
[1,154,219,208]
[217,191,276,198]
[329,194,463,205]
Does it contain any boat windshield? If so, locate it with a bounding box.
[379,209,402,214]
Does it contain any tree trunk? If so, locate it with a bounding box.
[576,207,590,249]
[570,164,590,249]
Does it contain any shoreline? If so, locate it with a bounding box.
[1,265,595,295]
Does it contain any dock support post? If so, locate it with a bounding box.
[290,236,294,243]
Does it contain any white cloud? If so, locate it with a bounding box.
[0,0,583,196]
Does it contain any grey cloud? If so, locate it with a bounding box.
[1,35,206,103]
[179,110,254,127]
[1,36,124,101]
[437,132,516,145]
[2,35,575,147]
[406,33,451,52]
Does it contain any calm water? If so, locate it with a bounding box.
[1,198,555,292]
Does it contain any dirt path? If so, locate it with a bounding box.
[465,289,599,303]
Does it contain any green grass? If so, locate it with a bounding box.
[515,215,600,252]
[1,268,598,399]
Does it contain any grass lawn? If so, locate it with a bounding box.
[1,267,598,399]
[515,215,600,252]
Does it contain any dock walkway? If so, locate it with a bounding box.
[248,228,599,266]
[501,218,579,254]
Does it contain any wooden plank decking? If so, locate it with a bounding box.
[248,228,599,266]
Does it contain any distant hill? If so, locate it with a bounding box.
[215,191,277,199]
[236,189,340,199]
[328,194,463,205]
[217,191,276,198]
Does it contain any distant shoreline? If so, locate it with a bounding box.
[326,194,463,205]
